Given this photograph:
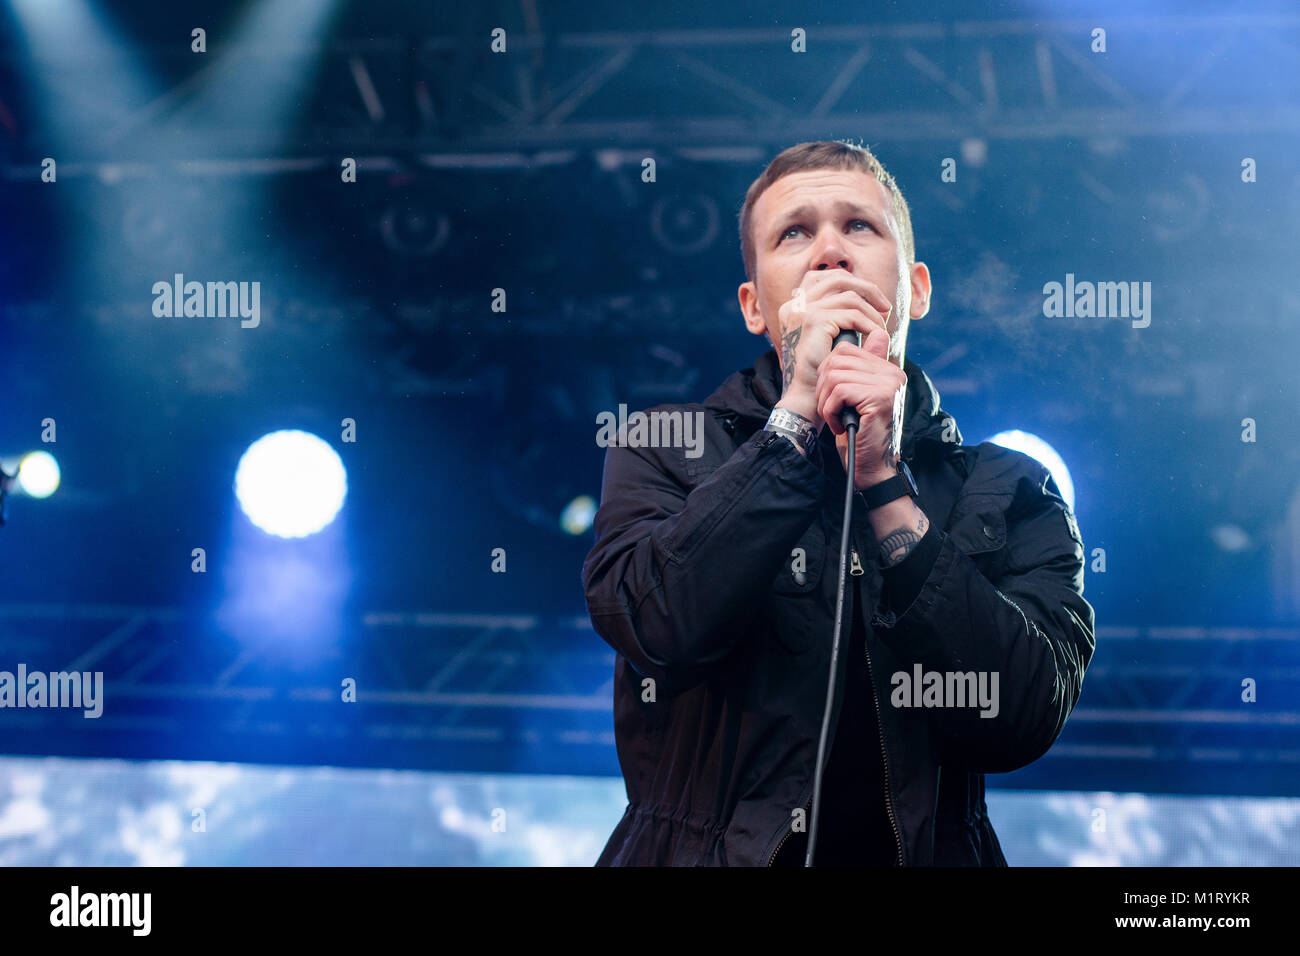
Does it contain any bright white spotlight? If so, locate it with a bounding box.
[987,430,1075,513]
[561,494,597,535]
[234,430,346,538]
[17,451,60,498]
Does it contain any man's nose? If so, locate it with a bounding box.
[812,235,850,272]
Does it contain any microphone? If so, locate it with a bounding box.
[831,329,861,430]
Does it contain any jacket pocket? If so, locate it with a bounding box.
[767,517,826,654]
[945,495,1010,579]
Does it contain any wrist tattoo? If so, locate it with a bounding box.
[780,325,801,393]
[878,428,894,474]
[878,512,930,568]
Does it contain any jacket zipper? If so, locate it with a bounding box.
[765,539,878,866]
[765,794,813,866]
[862,609,904,866]
[846,532,906,865]
[854,526,904,865]
[850,516,904,865]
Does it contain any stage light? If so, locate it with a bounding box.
[379,198,452,258]
[234,430,346,539]
[1210,524,1251,553]
[650,194,720,254]
[986,430,1075,513]
[561,495,597,535]
[17,451,60,498]
[181,0,343,153]
[10,0,157,151]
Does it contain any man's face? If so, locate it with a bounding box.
[737,168,931,369]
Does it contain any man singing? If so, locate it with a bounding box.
[582,140,1095,866]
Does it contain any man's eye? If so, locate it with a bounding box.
[779,220,874,243]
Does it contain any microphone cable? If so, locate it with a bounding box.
[805,331,862,866]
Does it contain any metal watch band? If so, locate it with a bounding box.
[764,407,817,457]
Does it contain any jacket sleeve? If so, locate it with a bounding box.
[872,469,1096,774]
[582,426,825,692]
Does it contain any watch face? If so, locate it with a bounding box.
[899,461,918,495]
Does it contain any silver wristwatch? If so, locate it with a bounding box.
[764,407,818,457]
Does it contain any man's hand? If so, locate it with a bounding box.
[772,270,893,436]
[815,325,908,491]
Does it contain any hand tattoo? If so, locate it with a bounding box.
[780,324,801,393]
[877,427,895,475]
[879,382,906,472]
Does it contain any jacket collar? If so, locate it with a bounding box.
[703,347,962,462]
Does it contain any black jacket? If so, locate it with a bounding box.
[582,348,1096,866]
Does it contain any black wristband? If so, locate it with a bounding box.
[861,460,918,510]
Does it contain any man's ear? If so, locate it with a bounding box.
[908,261,932,320]
[738,280,768,336]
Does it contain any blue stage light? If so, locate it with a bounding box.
[17,451,60,498]
[234,430,346,538]
[987,430,1075,513]
[561,495,597,535]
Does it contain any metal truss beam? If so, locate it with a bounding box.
[3,14,1298,165]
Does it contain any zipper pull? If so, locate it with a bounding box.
[850,548,864,576]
